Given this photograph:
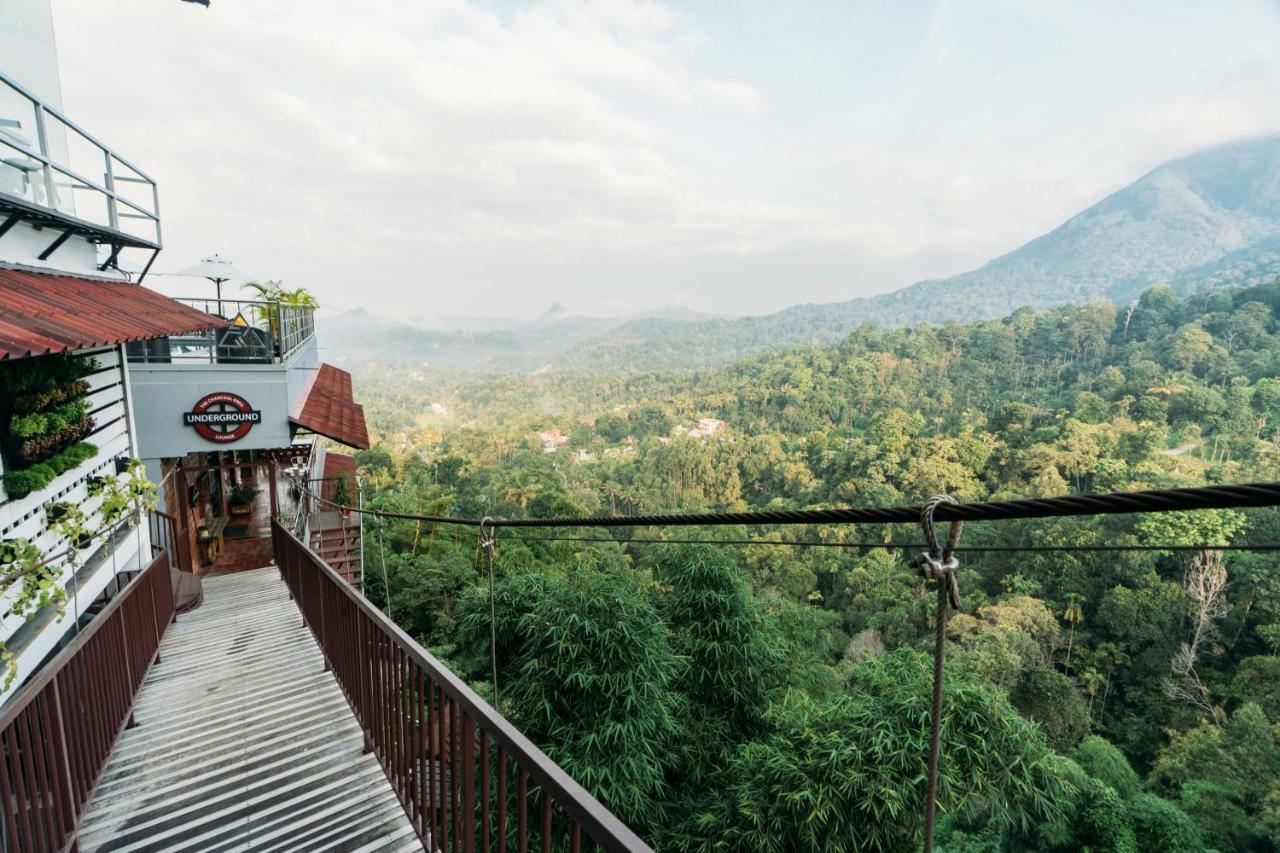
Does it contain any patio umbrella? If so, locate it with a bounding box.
[176,254,255,315]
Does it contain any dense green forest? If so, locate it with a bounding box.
[349,283,1280,851]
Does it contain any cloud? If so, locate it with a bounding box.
[46,0,1280,318]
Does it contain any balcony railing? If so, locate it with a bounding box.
[272,520,652,852]
[0,70,161,251]
[0,536,175,851]
[125,297,315,365]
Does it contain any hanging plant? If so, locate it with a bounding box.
[0,536,65,687]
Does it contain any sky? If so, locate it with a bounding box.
[48,0,1280,321]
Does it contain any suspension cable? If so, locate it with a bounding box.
[302,480,1280,529]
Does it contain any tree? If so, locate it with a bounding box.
[454,557,684,832]
[1063,592,1085,667]
[1165,550,1229,716]
[703,650,1075,851]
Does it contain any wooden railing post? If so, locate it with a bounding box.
[116,613,136,729]
[0,548,175,853]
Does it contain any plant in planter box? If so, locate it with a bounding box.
[1,353,98,498]
[228,480,261,514]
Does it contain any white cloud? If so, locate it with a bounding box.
[45,0,1280,318]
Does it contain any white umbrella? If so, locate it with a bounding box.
[176,254,255,314]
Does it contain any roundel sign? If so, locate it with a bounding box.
[183,392,261,443]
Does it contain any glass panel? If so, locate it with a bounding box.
[0,136,47,205]
[0,84,38,156]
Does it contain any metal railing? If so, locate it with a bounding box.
[0,70,161,247]
[125,297,315,365]
[0,543,175,851]
[272,521,652,852]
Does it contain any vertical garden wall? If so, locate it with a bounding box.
[0,354,99,499]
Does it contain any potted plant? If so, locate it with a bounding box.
[228,480,260,515]
[46,501,75,523]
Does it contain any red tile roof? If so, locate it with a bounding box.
[291,363,370,449]
[0,267,226,360]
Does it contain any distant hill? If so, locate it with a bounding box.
[557,135,1280,371]
[317,303,723,371]
[328,136,1280,373]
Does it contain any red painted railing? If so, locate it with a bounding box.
[272,520,652,853]
[0,542,175,851]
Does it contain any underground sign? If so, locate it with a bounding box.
[184,392,261,443]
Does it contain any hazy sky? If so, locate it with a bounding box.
[50,0,1280,320]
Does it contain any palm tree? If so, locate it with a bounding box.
[495,469,543,513]
[244,280,319,337]
[1081,667,1103,716]
[1063,593,1084,667]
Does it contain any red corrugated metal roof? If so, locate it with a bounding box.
[291,363,370,449]
[0,267,226,360]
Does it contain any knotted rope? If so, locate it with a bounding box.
[916,494,963,853]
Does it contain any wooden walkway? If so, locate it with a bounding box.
[78,568,423,852]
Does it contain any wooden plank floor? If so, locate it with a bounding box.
[78,568,423,852]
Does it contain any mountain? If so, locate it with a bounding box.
[317,304,723,371]
[328,136,1280,374]
[555,135,1280,371]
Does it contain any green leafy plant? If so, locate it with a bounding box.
[2,353,97,493]
[244,280,319,338]
[331,474,354,507]
[228,480,260,508]
[0,537,66,688]
[3,442,98,499]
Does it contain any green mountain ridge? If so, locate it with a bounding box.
[326,135,1280,373]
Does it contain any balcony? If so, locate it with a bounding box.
[125,298,316,365]
[0,70,161,265]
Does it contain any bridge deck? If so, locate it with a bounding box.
[78,568,423,852]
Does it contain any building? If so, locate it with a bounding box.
[0,0,211,700]
[0,3,649,850]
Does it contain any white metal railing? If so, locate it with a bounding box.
[124,297,315,365]
[0,70,161,247]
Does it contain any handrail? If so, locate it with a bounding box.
[272,520,652,852]
[0,69,161,247]
[0,542,175,851]
[125,297,315,365]
[0,70,156,184]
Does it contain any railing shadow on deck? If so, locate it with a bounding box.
[272,520,653,853]
[0,535,176,852]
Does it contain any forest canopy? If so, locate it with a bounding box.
[351,282,1280,851]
